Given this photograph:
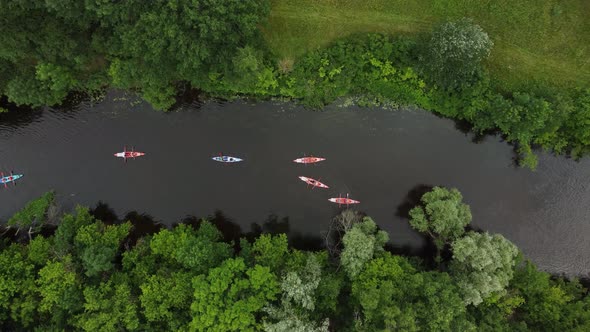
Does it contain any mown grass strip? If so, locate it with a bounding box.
[264,0,590,91]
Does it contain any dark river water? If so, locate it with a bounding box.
[1,90,589,277]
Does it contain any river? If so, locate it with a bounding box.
[1,90,589,277]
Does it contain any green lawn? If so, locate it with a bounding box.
[263,0,590,91]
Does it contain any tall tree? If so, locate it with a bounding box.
[74,221,131,277]
[450,232,518,306]
[149,222,232,273]
[263,254,330,332]
[351,253,471,331]
[35,255,83,327]
[139,272,193,330]
[73,274,140,331]
[0,244,38,328]
[189,257,279,331]
[340,217,389,279]
[423,18,493,89]
[409,186,472,255]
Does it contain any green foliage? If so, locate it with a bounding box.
[451,232,519,306]
[53,205,97,257]
[352,253,470,331]
[27,235,52,266]
[8,191,55,228]
[73,275,140,331]
[74,221,131,277]
[252,233,289,272]
[139,272,193,330]
[510,261,590,330]
[36,256,83,326]
[1,194,590,330]
[423,18,493,89]
[150,222,232,272]
[340,217,389,279]
[189,257,280,331]
[0,245,37,327]
[409,186,472,250]
[264,254,330,332]
[0,0,270,110]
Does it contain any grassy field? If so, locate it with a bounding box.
[263,0,590,91]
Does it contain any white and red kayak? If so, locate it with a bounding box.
[293,156,325,164]
[328,194,360,206]
[114,146,145,161]
[298,176,329,189]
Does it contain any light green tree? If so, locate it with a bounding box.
[139,272,193,330]
[73,274,140,331]
[409,186,472,255]
[0,244,38,327]
[451,232,518,306]
[352,253,471,331]
[36,255,83,327]
[7,191,55,239]
[340,217,389,279]
[189,257,279,331]
[75,221,131,277]
[149,222,232,273]
[252,233,289,272]
[263,254,329,332]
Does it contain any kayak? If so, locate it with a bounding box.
[328,194,360,205]
[114,151,145,158]
[114,146,145,161]
[212,156,243,163]
[0,172,23,187]
[298,176,329,189]
[293,156,325,164]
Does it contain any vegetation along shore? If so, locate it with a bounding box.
[2,188,590,330]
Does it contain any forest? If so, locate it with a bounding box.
[1,188,589,331]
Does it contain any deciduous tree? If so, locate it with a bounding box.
[450,232,518,306]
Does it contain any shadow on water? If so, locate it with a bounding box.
[395,184,440,268]
[0,97,43,129]
[429,111,495,145]
[88,202,325,252]
[395,184,433,219]
[90,201,165,247]
[167,84,205,112]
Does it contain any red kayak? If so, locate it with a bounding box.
[293,156,325,164]
[114,146,145,161]
[298,176,329,189]
[329,194,360,206]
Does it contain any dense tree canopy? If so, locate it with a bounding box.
[0,0,270,109]
[1,192,589,330]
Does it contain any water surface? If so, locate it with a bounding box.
[1,90,589,276]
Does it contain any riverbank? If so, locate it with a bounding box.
[2,192,589,330]
[1,2,589,168]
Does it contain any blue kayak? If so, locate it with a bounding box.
[212,156,243,163]
[0,173,23,187]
